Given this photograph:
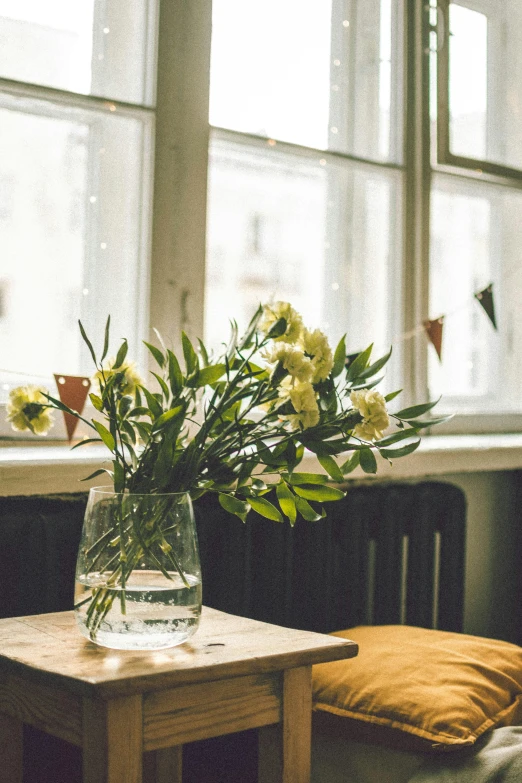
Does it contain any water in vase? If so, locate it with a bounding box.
[75,570,202,650]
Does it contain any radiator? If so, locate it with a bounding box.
[0,481,466,783]
[0,481,466,633]
[196,481,466,634]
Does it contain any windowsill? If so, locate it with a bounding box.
[1,433,522,497]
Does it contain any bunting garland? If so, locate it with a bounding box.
[0,280,501,398]
[53,374,91,442]
[423,317,444,361]
[474,283,497,330]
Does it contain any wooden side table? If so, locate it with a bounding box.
[0,607,357,783]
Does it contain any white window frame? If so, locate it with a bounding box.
[1,0,522,442]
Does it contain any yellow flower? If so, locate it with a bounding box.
[7,385,54,435]
[259,301,303,343]
[263,342,313,383]
[285,380,320,430]
[299,327,333,383]
[93,358,143,397]
[350,389,390,441]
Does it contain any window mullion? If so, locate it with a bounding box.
[149,0,212,355]
[403,0,431,408]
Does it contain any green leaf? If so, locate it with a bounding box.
[78,320,98,366]
[143,341,165,368]
[70,437,103,450]
[379,440,421,459]
[249,496,283,523]
[276,482,297,526]
[151,371,170,400]
[405,414,453,428]
[151,404,185,432]
[359,448,377,474]
[113,460,125,492]
[358,347,392,380]
[287,472,329,485]
[294,484,345,502]
[300,438,348,456]
[92,420,116,451]
[197,338,210,367]
[332,335,347,378]
[394,398,440,419]
[340,450,360,474]
[295,496,324,522]
[113,339,128,369]
[377,429,420,447]
[317,454,344,483]
[80,468,109,482]
[167,350,183,396]
[266,317,287,339]
[197,364,227,386]
[134,421,151,443]
[385,389,402,402]
[226,319,239,361]
[127,406,151,418]
[218,493,251,522]
[346,344,373,381]
[101,315,111,363]
[89,393,103,412]
[239,304,263,349]
[182,331,199,375]
[140,386,163,418]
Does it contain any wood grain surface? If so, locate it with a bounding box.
[0,607,357,698]
[143,672,281,749]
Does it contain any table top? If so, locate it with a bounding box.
[0,607,357,698]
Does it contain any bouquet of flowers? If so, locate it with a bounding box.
[7,301,444,524]
[6,303,447,644]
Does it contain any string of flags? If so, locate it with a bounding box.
[422,283,497,362]
[0,283,499,441]
[53,374,91,442]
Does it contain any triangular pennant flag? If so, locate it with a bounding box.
[54,374,91,442]
[423,317,444,361]
[474,283,497,329]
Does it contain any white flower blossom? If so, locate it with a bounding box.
[93,358,143,397]
[350,389,390,441]
[299,327,334,383]
[263,342,313,383]
[284,380,320,430]
[259,301,303,343]
[7,385,54,435]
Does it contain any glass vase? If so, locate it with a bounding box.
[74,488,202,650]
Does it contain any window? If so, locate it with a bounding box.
[0,1,155,423]
[1,0,521,437]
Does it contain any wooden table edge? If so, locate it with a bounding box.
[0,640,358,699]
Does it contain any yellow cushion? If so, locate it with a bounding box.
[312,625,522,752]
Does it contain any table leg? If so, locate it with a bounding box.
[143,747,182,783]
[83,695,143,783]
[0,713,23,783]
[258,665,312,783]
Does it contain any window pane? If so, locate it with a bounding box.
[0,93,152,399]
[205,135,403,389]
[429,175,522,412]
[0,0,157,105]
[210,0,403,163]
[449,1,522,170]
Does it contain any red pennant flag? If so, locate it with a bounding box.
[423,317,444,361]
[54,374,91,442]
[474,283,497,330]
